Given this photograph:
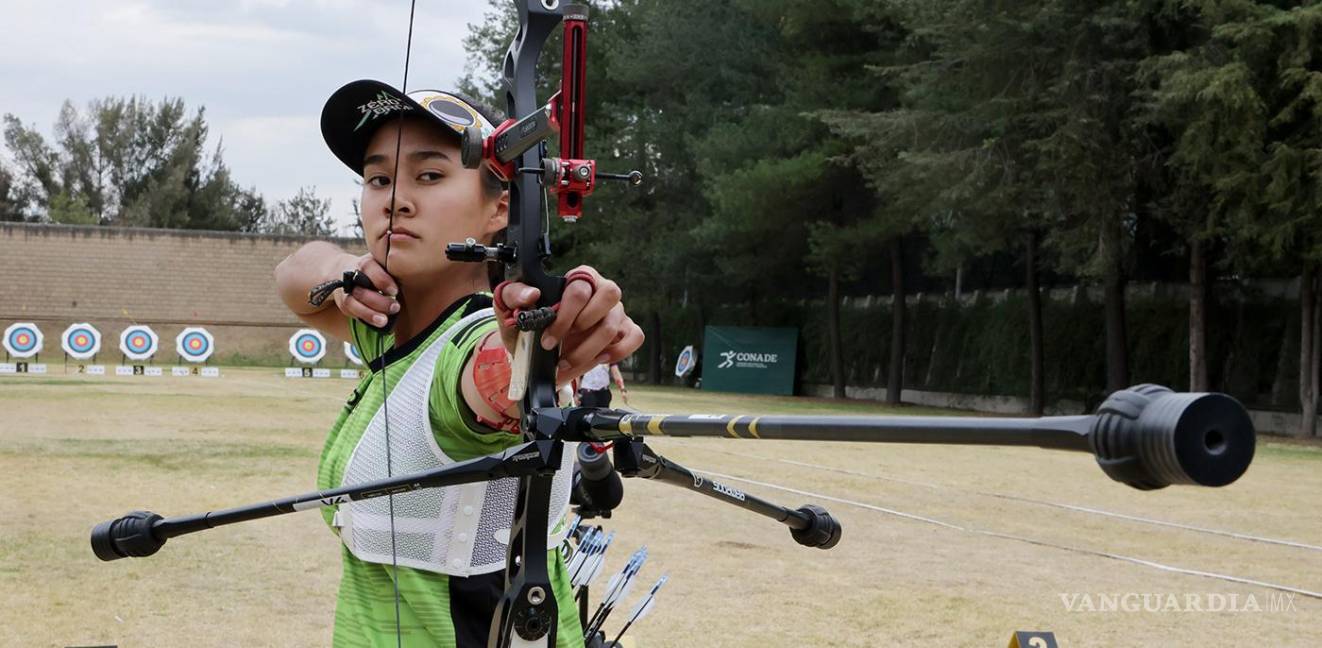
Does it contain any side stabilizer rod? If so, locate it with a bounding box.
[612,440,841,550]
[91,439,561,562]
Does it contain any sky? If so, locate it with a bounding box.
[0,0,496,235]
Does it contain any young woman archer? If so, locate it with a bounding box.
[275,81,642,648]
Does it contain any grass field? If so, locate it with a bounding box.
[1,368,1319,647]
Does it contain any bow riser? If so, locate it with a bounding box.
[492,3,571,646]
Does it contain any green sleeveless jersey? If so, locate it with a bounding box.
[315,294,583,648]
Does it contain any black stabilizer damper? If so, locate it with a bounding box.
[1090,384,1255,490]
[790,504,842,549]
[91,510,165,561]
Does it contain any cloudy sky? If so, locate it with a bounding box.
[0,0,496,234]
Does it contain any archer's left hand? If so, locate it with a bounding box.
[495,266,644,383]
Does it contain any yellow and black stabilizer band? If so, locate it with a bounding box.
[585,385,1257,491]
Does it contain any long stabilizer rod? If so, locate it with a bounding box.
[585,384,1256,491]
[604,411,1094,448]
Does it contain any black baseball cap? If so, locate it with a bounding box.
[320,79,499,176]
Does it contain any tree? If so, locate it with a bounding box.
[1139,1,1322,435]
[732,0,892,398]
[47,191,97,225]
[1138,1,1266,393]
[1246,4,1322,438]
[3,114,61,216]
[823,0,1061,408]
[4,96,257,230]
[0,163,29,221]
[1027,1,1156,396]
[251,187,334,237]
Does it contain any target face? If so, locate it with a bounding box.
[674,344,696,377]
[289,328,327,364]
[4,323,44,358]
[175,327,215,363]
[118,325,159,361]
[344,341,364,366]
[61,323,102,359]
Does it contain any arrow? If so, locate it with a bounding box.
[572,530,615,589]
[610,575,668,646]
[566,525,599,578]
[574,530,614,589]
[584,546,647,636]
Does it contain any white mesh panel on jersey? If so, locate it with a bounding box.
[469,447,576,573]
[336,308,574,576]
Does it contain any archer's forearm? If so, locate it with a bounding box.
[460,331,520,426]
[275,241,359,316]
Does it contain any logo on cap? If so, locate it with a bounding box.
[354,91,412,132]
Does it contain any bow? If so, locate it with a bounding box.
[384,2,645,645]
[440,4,642,645]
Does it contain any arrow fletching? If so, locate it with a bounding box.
[573,530,614,588]
[611,575,669,646]
[581,531,615,587]
[627,575,667,622]
[566,526,599,578]
[586,545,649,636]
[604,546,647,607]
[601,571,623,602]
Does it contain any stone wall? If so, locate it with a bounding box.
[0,223,365,364]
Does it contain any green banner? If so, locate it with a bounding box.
[701,326,798,395]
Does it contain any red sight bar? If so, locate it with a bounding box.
[459,5,638,224]
[553,6,590,220]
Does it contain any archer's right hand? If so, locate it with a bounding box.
[333,254,400,330]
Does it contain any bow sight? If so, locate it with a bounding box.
[452,2,641,225]
[89,2,1259,648]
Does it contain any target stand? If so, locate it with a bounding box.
[340,341,364,379]
[61,322,105,375]
[2,322,47,374]
[172,327,220,377]
[116,325,162,376]
[285,329,331,378]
